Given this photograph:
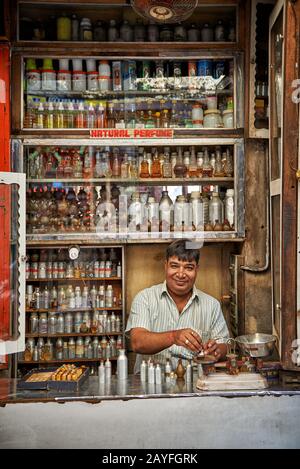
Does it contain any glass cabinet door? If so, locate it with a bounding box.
[269,0,284,348]
[0,172,26,359]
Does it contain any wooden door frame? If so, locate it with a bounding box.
[281,0,299,369]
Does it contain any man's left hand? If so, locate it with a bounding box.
[203,340,222,361]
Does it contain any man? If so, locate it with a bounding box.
[126,239,229,373]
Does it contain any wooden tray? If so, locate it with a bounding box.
[18,367,89,392]
[196,372,268,391]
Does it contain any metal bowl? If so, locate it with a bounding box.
[235,333,277,358]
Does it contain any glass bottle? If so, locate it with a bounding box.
[151,151,162,178]
[54,102,65,129]
[66,102,75,128]
[120,20,133,42]
[159,190,174,232]
[140,152,150,178]
[214,151,225,177]
[134,19,146,42]
[155,112,161,128]
[223,150,234,177]
[209,191,224,224]
[94,20,106,41]
[121,154,129,179]
[107,103,115,128]
[161,110,169,128]
[162,153,172,178]
[173,148,187,178]
[145,110,155,128]
[188,146,198,178]
[108,19,118,42]
[112,153,120,177]
[202,149,213,177]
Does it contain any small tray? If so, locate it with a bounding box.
[18,367,89,392]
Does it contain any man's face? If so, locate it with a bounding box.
[165,256,199,297]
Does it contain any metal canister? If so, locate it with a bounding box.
[197,59,213,77]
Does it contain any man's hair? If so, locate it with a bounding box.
[166,239,200,264]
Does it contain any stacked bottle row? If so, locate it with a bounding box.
[28,310,122,335]
[26,284,122,310]
[25,97,233,130]
[26,145,234,180]
[22,14,236,43]
[26,258,121,280]
[27,184,234,234]
[22,335,123,362]
[25,58,233,92]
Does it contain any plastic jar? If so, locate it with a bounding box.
[42,69,56,91]
[72,59,83,71]
[98,60,111,91]
[57,70,72,91]
[87,71,98,91]
[203,109,222,128]
[72,71,86,91]
[57,15,71,41]
[222,109,234,128]
[26,70,41,91]
[192,104,203,127]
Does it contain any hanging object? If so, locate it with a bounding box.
[131,0,198,24]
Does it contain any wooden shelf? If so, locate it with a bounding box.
[26,177,234,185]
[16,129,244,139]
[26,237,245,246]
[13,41,241,55]
[26,332,122,338]
[26,307,122,313]
[18,357,118,364]
[27,277,122,282]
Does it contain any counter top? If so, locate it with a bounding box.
[1,375,300,405]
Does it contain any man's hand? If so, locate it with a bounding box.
[203,340,224,361]
[172,328,202,353]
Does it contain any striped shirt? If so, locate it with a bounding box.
[126,281,229,373]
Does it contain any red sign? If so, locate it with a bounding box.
[90,128,174,139]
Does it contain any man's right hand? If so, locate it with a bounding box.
[172,328,203,353]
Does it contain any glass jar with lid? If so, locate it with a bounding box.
[203,109,222,128]
[222,110,234,128]
[160,25,174,42]
[80,18,93,41]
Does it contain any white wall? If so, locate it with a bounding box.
[1,396,300,449]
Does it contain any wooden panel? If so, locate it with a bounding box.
[281,0,299,369]
[11,54,22,133]
[0,45,11,370]
[125,243,228,316]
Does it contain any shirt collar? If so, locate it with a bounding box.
[160,281,199,301]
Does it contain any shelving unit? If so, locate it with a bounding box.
[10,0,247,378]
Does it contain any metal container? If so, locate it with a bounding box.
[235,333,277,358]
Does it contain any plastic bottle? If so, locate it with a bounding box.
[155,364,162,384]
[148,362,155,383]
